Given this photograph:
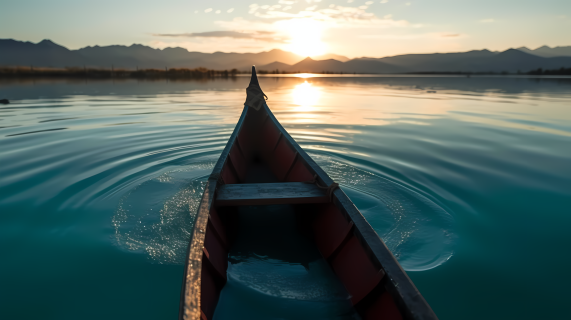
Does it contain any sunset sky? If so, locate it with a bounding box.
[1,0,570,58]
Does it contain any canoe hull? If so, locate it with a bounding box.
[180,90,437,320]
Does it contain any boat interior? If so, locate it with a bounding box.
[197,105,404,320]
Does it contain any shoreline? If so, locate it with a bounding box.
[1,66,571,79]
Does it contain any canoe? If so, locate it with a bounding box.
[179,67,437,320]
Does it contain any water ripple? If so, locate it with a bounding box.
[2,77,570,320]
[6,127,67,137]
[112,160,215,264]
[312,154,456,271]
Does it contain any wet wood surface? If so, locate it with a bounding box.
[215,182,328,206]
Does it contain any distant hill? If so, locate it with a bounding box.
[472,49,571,72]
[311,53,350,62]
[372,49,571,73]
[260,57,407,73]
[367,50,497,72]
[289,57,346,72]
[259,61,292,71]
[0,39,303,70]
[2,39,571,74]
[516,46,571,58]
[260,50,571,73]
[0,39,85,67]
[342,59,407,73]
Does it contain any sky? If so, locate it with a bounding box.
[1,0,570,58]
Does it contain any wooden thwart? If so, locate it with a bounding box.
[215,182,328,206]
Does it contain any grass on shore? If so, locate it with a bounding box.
[0,66,356,77]
[1,66,570,77]
[0,66,240,78]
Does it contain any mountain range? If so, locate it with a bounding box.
[516,46,571,58]
[1,39,571,74]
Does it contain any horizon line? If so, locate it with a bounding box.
[3,38,570,60]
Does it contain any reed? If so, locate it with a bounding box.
[0,66,240,79]
[527,67,571,75]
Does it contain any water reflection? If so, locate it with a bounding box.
[313,154,455,271]
[112,162,214,264]
[293,73,319,79]
[215,204,357,319]
[1,75,571,320]
[291,81,321,112]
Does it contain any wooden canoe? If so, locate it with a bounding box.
[179,67,438,320]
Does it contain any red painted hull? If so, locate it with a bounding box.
[179,69,437,320]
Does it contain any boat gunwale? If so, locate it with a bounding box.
[262,104,437,320]
[179,105,250,320]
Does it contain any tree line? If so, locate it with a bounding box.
[0,66,240,78]
[527,67,571,75]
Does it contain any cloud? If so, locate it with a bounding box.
[153,2,424,55]
[360,32,466,40]
[245,3,416,27]
[479,18,494,23]
[430,32,467,39]
[203,3,420,56]
[150,39,274,54]
[152,31,283,42]
[153,31,252,38]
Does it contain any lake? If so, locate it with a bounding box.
[1,75,570,319]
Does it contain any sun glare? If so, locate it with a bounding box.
[292,81,321,112]
[279,19,327,57]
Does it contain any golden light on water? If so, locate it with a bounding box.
[296,73,318,79]
[279,19,327,57]
[292,81,321,112]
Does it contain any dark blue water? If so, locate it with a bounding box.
[1,76,570,319]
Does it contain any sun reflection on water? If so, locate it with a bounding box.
[295,73,319,79]
[292,81,321,112]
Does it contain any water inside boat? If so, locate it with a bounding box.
[214,204,359,319]
[209,123,360,318]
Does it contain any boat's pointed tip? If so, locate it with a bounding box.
[249,65,260,87]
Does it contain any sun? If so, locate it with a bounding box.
[279,19,327,57]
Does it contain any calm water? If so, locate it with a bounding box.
[1,76,570,319]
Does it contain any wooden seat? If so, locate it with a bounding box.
[215,182,328,206]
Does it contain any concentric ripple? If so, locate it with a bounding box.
[112,159,214,264]
[312,154,456,272]
[3,77,571,320]
[110,153,455,271]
